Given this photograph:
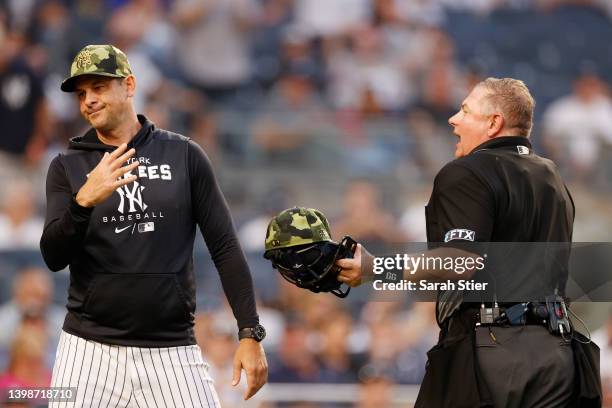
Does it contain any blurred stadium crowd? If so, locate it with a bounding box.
[1,0,612,406]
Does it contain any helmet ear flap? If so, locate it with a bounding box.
[264,249,281,261]
[266,248,298,271]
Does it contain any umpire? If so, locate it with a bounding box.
[40,44,267,407]
[337,78,601,407]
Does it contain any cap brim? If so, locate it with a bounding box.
[60,72,125,92]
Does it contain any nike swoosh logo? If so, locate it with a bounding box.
[115,225,132,234]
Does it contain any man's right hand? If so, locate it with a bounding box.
[75,143,139,208]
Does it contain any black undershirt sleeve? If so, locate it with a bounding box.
[40,155,93,271]
[188,140,259,329]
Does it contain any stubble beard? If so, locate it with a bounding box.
[89,106,120,134]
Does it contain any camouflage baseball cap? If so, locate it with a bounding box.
[265,207,332,253]
[61,44,133,92]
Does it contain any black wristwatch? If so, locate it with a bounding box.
[238,324,266,342]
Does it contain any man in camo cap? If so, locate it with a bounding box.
[60,44,132,92]
[41,44,268,407]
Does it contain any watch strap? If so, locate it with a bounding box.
[238,325,265,342]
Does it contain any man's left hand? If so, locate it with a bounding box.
[232,338,268,400]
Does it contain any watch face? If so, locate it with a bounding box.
[254,325,266,341]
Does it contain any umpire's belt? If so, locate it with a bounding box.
[457,303,548,327]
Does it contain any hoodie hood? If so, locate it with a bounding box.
[68,114,155,152]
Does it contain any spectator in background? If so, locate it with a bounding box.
[171,0,260,105]
[0,0,39,37]
[293,0,370,38]
[300,291,346,334]
[356,369,395,408]
[0,16,51,186]
[404,109,455,180]
[67,0,112,50]
[187,109,221,161]
[356,301,436,385]
[250,65,332,163]
[316,311,363,383]
[392,0,446,27]
[279,26,325,90]
[0,324,51,407]
[333,180,407,252]
[32,0,78,142]
[374,0,441,79]
[394,302,438,384]
[0,267,64,362]
[592,310,612,406]
[542,71,612,181]
[0,179,44,250]
[32,0,72,77]
[251,0,294,89]
[275,278,316,318]
[117,0,176,73]
[107,0,209,136]
[416,29,468,123]
[398,188,433,242]
[106,0,166,113]
[268,318,321,383]
[361,317,401,378]
[327,24,413,112]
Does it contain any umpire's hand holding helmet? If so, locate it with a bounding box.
[264,207,359,297]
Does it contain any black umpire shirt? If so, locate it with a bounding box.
[424,136,575,324]
[40,115,259,347]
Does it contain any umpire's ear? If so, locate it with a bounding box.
[487,113,504,137]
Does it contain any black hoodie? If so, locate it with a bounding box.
[40,115,259,347]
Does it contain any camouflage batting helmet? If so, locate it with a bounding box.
[61,44,133,92]
[264,207,355,298]
[264,207,332,254]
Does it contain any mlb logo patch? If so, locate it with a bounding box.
[444,228,476,242]
[517,146,529,155]
[138,222,155,233]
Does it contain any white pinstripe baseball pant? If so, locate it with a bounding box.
[50,330,221,408]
